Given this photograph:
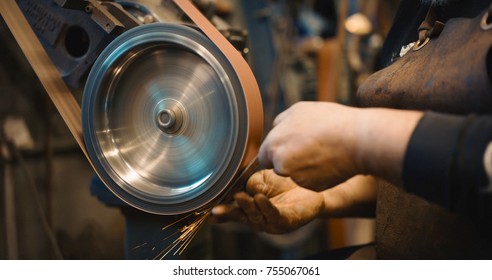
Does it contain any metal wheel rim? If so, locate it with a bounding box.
[82,23,248,215]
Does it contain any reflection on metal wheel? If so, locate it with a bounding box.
[83,23,262,215]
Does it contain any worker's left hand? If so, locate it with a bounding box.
[209,169,324,234]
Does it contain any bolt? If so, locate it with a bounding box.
[158,109,176,129]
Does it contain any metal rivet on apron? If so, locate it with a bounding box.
[412,37,430,51]
[481,10,492,30]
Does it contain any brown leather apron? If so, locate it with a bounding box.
[356,6,492,259]
[358,6,492,114]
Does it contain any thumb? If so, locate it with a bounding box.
[209,204,248,224]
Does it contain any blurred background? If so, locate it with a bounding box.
[0,0,400,259]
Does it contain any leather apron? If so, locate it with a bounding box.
[356,6,492,259]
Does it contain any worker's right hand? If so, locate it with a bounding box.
[258,101,423,189]
[258,102,360,190]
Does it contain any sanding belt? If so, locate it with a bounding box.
[0,0,261,205]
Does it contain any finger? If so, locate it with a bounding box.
[246,172,264,191]
[258,128,293,176]
[259,138,290,177]
[270,146,291,177]
[210,204,248,224]
[246,182,270,197]
[246,171,271,196]
[246,170,287,197]
[272,110,287,127]
[273,101,305,127]
[254,193,281,224]
[234,192,265,224]
[258,135,274,170]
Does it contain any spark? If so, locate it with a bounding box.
[132,243,148,250]
[154,156,260,259]
[154,207,212,260]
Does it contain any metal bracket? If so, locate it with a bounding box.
[55,0,135,35]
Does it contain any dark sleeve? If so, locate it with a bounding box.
[402,111,492,221]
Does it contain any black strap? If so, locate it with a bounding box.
[488,2,492,22]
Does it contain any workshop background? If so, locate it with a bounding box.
[0,0,399,259]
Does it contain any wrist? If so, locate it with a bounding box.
[355,108,423,185]
[319,175,378,218]
[353,107,370,176]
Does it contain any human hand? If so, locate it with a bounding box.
[209,169,325,234]
[259,101,423,189]
[259,102,360,190]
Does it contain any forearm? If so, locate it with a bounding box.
[352,108,492,222]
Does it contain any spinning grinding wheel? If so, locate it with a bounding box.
[83,23,261,214]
